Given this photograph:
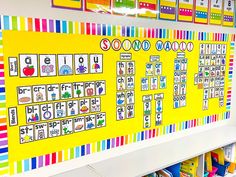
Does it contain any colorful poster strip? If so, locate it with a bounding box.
[51,0,236,28]
[52,0,82,10]
[85,0,111,13]
[209,0,223,25]
[159,0,177,21]
[112,0,136,16]
[194,0,209,24]
[222,0,235,27]
[178,0,194,22]
[138,0,158,18]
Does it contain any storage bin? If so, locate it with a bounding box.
[204,171,209,177]
[228,162,236,173]
[212,160,230,176]
[207,166,218,177]
[166,163,181,177]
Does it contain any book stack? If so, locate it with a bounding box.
[180,157,199,177]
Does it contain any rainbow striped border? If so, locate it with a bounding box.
[0,15,234,176]
[12,112,230,175]
[226,35,235,110]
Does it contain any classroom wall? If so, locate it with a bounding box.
[1,0,236,176]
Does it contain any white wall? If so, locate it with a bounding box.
[0,0,236,176]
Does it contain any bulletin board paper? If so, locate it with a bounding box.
[0,15,234,176]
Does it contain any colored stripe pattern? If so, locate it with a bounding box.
[226,34,235,110]
[0,15,230,42]
[14,112,230,173]
[0,16,9,176]
[0,15,234,175]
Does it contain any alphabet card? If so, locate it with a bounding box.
[90,54,103,73]
[150,77,158,90]
[143,115,151,128]
[79,99,90,114]
[67,100,79,116]
[141,78,149,91]
[84,82,95,97]
[126,61,135,75]
[35,123,48,140]
[74,54,89,74]
[60,83,72,99]
[126,91,134,104]
[154,62,162,75]
[26,105,40,123]
[160,76,167,89]
[58,54,73,76]
[54,102,66,118]
[73,82,85,98]
[19,54,38,77]
[17,86,32,104]
[40,104,54,121]
[117,77,126,91]
[126,76,135,89]
[74,117,85,132]
[32,85,47,102]
[39,54,56,76]
[96,113,106,128]
[95,81,106,96]
[146,63,154,76]
[85,115,96,130]
[20,125,34,143]
[48,121,61,137]
[155,113,162,126]
[126,104,134,118]
[47,84,60,101]
[61,119,73,135]
[117,62,126,76]
[116,106,125,120]
[91,98,101,112]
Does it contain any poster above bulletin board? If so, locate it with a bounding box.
[194,0,209,24]
[85,0,111,14]
[209,0,223,25]
[222,0,235,27]
[52,0,83,10]
[137,0,158,18]
[159,0,177,20]
[51,0,236,27]
[178,0,194,22]
[0,15,234,176]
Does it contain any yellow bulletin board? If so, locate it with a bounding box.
[0,16,234,175]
